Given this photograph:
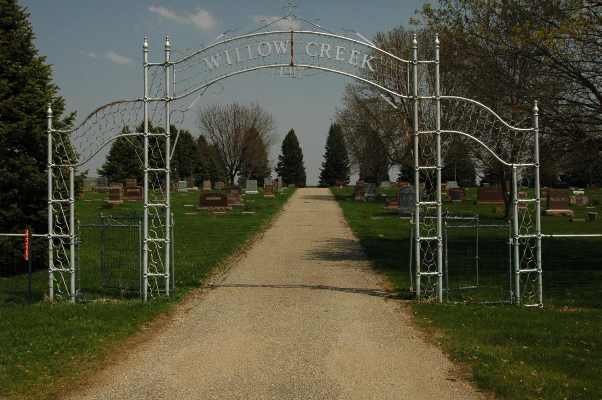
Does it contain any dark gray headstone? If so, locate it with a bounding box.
[398,186,416,216]
[365,183,377,200]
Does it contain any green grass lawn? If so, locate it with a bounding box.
[332,186,602,400]
[0,188,293,400]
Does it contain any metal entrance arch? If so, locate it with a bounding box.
[47,23,541,306]
[46,27,421,302]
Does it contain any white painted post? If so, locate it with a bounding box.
[412,34,421,298]
[47,103,54,302]
[512,166,520,304]
[533,101,543,306]
[164,35,171,296]
[69,165,76,302]
[143,36,149,303]
[435,34,443,303]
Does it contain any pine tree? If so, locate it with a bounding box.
[442,139,476,187]
[276,129,306,187]
[196,135,226,184]
[97,126,143,184]
[319,123,350,187]
[171,129,201,180]
[98,123,175,184]
[240,127,270,186]
[0,0,74,233]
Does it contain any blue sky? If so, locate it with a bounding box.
[23,0,426,184]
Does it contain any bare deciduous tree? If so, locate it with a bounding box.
[198,102,274,184]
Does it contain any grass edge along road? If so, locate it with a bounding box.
[332,187,602,400]
[0,188,293,400]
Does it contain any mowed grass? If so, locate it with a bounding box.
[0,188,293,400]
[332,187,602,400]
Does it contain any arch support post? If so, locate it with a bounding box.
[533,101,543,307]
[412,34,422,299]
[512,165,521,304]
[47,104,54,302]
[435,34,443,303]
[142,36,149,302]
[47,103,76,303]
[164,35,172,297]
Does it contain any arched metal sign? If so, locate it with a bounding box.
[47,21,542,306]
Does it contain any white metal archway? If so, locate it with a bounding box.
[47,22,543,305]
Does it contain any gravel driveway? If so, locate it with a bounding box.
[65,188,484,400]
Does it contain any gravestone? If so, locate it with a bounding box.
[545,188,573,216]
[106,186,123,205]
[353,181,365,201]
[379,181,392,189]
[446,181,459,189]
[228,187,243,206]
[365,183,377,201]
[202,180,212,191]
[83,177,95,192]
[96,177,109,193]
[398,186,416,216]
[176,180,188,193]
[448,187,465,202]
[123,178,142,201]
[264,183,275,198]
[199,192,230,209]
[125,178,138,189]
[575,194,590,206]
[335,179,345,188]
[477,187,505,205]
[215,181,225,191]
[385,190,400,209]
[547,188,570,209]
[245,179,259,194]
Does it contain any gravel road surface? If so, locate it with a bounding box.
[65,188,484,400]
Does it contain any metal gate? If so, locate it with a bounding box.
[77,215,143,299]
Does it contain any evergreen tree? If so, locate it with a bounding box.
[98,123,171,184]
[97,126,143,183]
[0,0,74,233]
[171,129,200,180]
[319,123,350,187]
[240,127,270,186]
[276,129,306,187]
[196,135,226,184]
[442,140,476,187]
[358,128,389,184]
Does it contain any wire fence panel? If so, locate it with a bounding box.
[542,237,602,309]
[77,215,142,299]
[0,235,47,305]
[444,217,512,304]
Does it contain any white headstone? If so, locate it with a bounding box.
[177,180,188,193]
[446,181,459,189]
[245,179,258,194]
